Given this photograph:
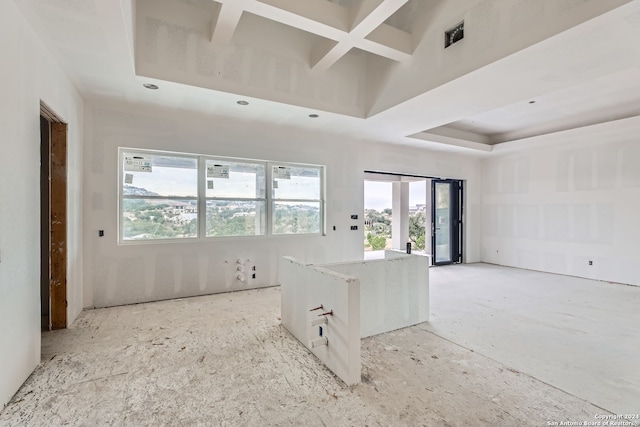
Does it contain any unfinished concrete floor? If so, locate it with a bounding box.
[423,263,640,415]
[1,264,638,426]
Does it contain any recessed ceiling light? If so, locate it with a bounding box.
[529,100,536,104]
[143,83,159,90]
[237,100,249,105]
[309,114,319,118]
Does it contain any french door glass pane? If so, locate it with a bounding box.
[434,182,452,263]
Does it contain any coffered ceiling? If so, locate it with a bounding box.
[209,0,412,69]
[12,0,640,154]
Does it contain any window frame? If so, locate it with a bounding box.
[200,157,267,238]
[119,149,200,243]
[269,163,325,236]
[118,148,325,244]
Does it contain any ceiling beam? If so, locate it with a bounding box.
[247,0,347,39]
[255,0,349,32]
[210,1,246,44]
[311,0,411,71]
[350,0,408,37]
[311,38,354,71]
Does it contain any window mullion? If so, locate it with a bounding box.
[118,149,124,242]
[272,198,322,203]
[206,197,264,202]
[266,162,273,236]
[198,156,206,239]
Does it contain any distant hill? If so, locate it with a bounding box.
[123,185,160,196]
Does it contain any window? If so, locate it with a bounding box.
[205,160,266,237]
[119,149,324,242]
[121,152,198,241]
[272,165,323,235]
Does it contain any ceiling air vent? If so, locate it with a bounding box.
[445,21,464,48]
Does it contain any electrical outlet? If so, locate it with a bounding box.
[350,214,358,220]
[588,260,593,266]
[98,230,104,237]
[350,225,358,230]
[252,273,256,279]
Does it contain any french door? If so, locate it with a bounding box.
[431,179,463,265]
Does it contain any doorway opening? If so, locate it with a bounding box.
[364,180,392,253]
[364,171,464,265]
[40,101,67,331]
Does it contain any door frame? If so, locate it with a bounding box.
[40,102,67,330]
[431,179,464,266]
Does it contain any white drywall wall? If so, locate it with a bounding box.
[322,251,429,338]
[0,1,84,407]
[83,99,482,308]
[280,252,427,383]
[482,132,640,286]
[280,257,361,386]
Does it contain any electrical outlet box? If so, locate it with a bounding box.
[350,225,358,230]
[98,230,104,237]
[589,260,593,265]
[350,214,358,220]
